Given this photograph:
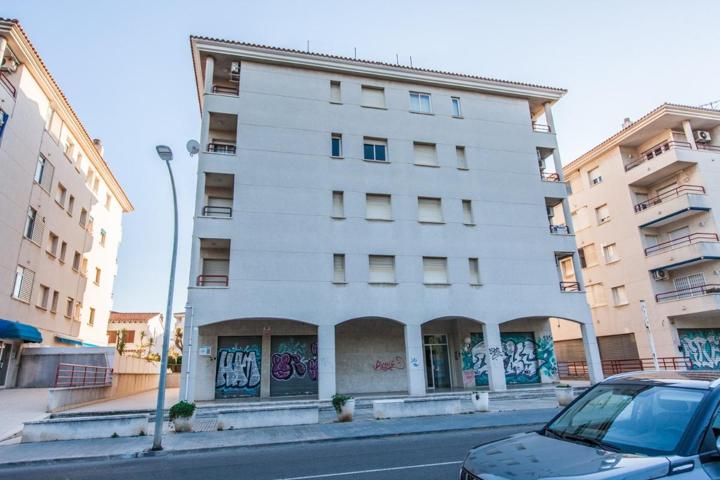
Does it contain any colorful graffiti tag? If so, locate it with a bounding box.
[679,329,720,370]
[270,336,318,396]
[215,337,262,399]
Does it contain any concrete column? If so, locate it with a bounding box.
[203,56,215,95]
[682,120,697,150]
[317,324,336,400]
[543,102,556,134]
[260,332,271,398]
[482,323,507,391]
[580,323,604,384]
[405,324,426,396]
[571,251,586,288]
[561,200,574,234]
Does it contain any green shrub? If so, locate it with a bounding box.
[331,394,352,413]
[169,400,196,421]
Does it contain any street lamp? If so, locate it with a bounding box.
[151,145,179,451]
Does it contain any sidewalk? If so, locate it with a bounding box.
[0,407,560,468]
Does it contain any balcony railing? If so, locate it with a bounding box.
[624,140,691,171]
[532,122,552,133]
[0,72,16,98]
[541,172,560,182]
[207,143,236,154]
[196,274,229,286]
[697,143,720,152]
[549,224,570,235]
[54,363,113,387]
[633,184,705,212]
[558,357,691,378]
[559,281,581,292]
[212,85,239,95]
[655,283,720,302]
[202,205,233,217]
[644,232,719,255]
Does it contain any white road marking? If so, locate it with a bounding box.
[272,460,463,479]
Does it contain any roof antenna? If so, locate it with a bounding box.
[396,54,399,65]
[409,56,413,67]
[354,47,357,59]
[306,40,310,53]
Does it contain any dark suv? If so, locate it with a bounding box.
[460,371,720,479]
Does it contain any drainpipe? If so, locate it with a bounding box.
[183,304,193,402]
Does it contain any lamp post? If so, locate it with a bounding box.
[151,145,179,451]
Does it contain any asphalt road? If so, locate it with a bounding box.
[0,424,535,480]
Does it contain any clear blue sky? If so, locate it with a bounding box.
[5,0,719,314]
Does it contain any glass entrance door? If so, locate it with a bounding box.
[424,335,451,390]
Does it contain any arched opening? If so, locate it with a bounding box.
[335,317,407,395]
[497,316,558,386]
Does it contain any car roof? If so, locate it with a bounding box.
[603,370,720,390]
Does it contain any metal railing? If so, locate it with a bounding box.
[559,281,581,292]
[207,143,236,154]
[633,184,705,212]
[54,363,113,387]
[698,143,720,152]
[644,232,719,255]
[532,122,552,133]
[196,274,229,286]
[202,205,233,217]
[624,140,692,171]
[0,72,15,98]
[549,224,570,235]
[656,283,720,302]
[541,172,560,182]
[212,85,239,95]
[558,357,691,378]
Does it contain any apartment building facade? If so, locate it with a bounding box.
[553,104,720,371]
[0,19,133,387]
[182,36,603,401]
[107,312,164,356]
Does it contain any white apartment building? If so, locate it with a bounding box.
[107,312,164,356]
[182,36,603,401]
[553,104,720,372]
[0,19,133,387]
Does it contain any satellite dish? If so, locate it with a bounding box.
[186,139,200,156]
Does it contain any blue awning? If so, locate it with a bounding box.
[54,336,98,347]
[0,319,42,343]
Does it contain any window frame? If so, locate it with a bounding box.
[368,255,396,284]
[418,197,444,223]
[413,142,438,167]
[423,256,449,285]
[331,133,343,158]
[330,80,342,104]
[611,285,629,306]
[360,85,386,109]
[363,137,388,162]
[331,191,345,218]
[409,91,432,114]
[451,97,462,117]
[333,254,346,284]
[365,193,393,221]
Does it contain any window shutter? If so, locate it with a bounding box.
[333,254,345,283]
[462,200,474,224]
[40,159,54,192]
[456,147,467,169]
[469,258,480,284]
[418,197,443,222]
[669,226,690,241]
[208,197,233,208]
[330,81,341,103]
[203,259,229,276]
[361,86,385,108]
[19,268,34,302]
[414,143,437,166]
[31,216,45,244]
[366,194,391,220]
[332,191,344,217]
[423,257,448,284]
[584,245,598,266]
[369,256,394,283]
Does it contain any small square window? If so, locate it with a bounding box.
[603,243,619,263]
[361,86,385,108]
[418,197,443,223]
[413,142,437,166]
[612,285,628,306]
[368,255,395,283]
[363,138,388,161]
[596,204,611,224]
[331,133,343,157]
[423,257,448,284]
[366,194,392,220]
[588,167,603,186]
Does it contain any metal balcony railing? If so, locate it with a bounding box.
[54,363,113,387]
[196,274,229,286]
[624,140,692,171]
[558,357,691,378]
[202,205,233,217]
[541,172,560,182]
[633,184,705,212]
[532,122,552,133]
[207,143,236,154]
[212,85,239,95]
[0,72,16,98]
[644,232,719,255]
[559,281,581,292]
[549,224,570,235]
[655,283,720,302]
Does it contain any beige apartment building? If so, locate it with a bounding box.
[0,19,133,387]
[552,103,720,371]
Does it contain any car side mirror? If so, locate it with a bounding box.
[716,436,720,455]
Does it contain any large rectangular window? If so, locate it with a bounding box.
[363,138,388,161]
[333,254,346,283]
[413,142,437,166]
[418,197,443,223]
[331,133,343,157]
[582,244,599,267]
[409,92,432,113]
[423,257,448,284]
[368,255,395,283]
[332,191,344,218]
[12,266,34,303]
[366,194,392,220]
[361,86,385,108]
[34,155,54,192]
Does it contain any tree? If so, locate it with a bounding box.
[116,329,127,356]
[174,327,183,352]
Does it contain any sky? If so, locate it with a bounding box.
[5,0,720,314]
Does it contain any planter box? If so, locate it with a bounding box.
[373,397,462,419]
[22,413,148,443]
[217,405,318,430]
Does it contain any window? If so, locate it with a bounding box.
[64,138,75,158]
[569,176,582,195]
[423,257,448,284]
[451,97,462,117]
[86,168,94,186]
[124,330,136,343]
[47,110,62,140]
[669,226,690,241]
[368,255,395,283]
[361,86,385,108]
[34,155,54,192]
[588,167,603,186]
[581,244,599,267]
[47,232,59,257]
[24,206,43,243]
[673,273,705,299]
[105,194,112,209]
[56,184,67,207]
[100,229,107,247]
[462,200,474,225]
[363,138,388,161]
[94,268,102,285]
[81,258,88,275]
[612,285,628,306]
[413,142,437,166]
[409,92,432,113]
[50,290,59,313]
[37,285,50,310]
[332,191,344,218]
[72,251,81,271]
[560,258,575,279]
[93,177,99,194]
[65,297,74,318]
[0,108,8,142]
[418,197,443,223]
[366,194,392,220]
[67,195,75,216]
[644,234,659,249]
[108,331,118,344]
[469,258,481,285]
[331,133,343,157]
[88,307,96,326]
[59,241,67,263]
[572,206,589,231]
[330,81,341,103]
[603,243,619,263]
[333,254,346,283]
[456,146,467,169]
[12,266,34,303]
[79,208,88,228]
[587,283,607,307]
[596,204,610,224]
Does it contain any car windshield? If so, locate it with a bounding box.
[546,383,706,455]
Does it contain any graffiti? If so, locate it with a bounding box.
[410,356,420,368]
[502,334,539,383]
[535,335,558,378]
[488,347,503,361]
[270,336,318,396]
[215,348,261,390]
[679,329,720,369]
[372,356,406,372]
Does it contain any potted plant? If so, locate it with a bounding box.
[332,394,355,422]
[555,384,574,406]
[470,391,489,412]
[169,400,196,433]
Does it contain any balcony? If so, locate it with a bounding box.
[196,274,229,287]
[633,184,705,213]
[0,71,16,98]
[646,234,720,272]
[206,112,238,155]
[625,140,698,186]
[212,84,239,96]
[207,143,236,155]
[656,283,720,303]
[550,224,570,235]
[202,173,234,218]
[635,187,709,229]
[560,281,581,292]
[531,122,552,133]
[197,238,230,287]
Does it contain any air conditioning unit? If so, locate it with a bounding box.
[653,270,669,281]
[198,346,211,356]
[229,62,240,82]
[694,130,712,143]
[0,59,18,73]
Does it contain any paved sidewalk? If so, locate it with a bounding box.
[0,389,49,443]
[0,407,560,468]
[65,388,179,413]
